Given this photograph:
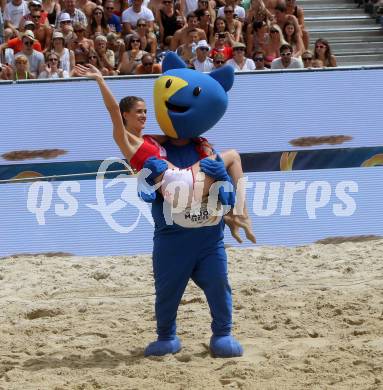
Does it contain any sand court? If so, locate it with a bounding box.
[0,240,382,389]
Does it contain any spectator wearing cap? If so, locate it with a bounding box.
[217,0,245,22]
[14,30,44,76]
[55,0,87,28]
[135,53,161,74]
[170,12,206,51]
[3,0,29,33]
[50,30,74,71]
[271,43,303,69]
[38,50,69,78]
[212,52,226,68]
[104,1,122,34]
[87,6,109,39]
[226,41,255,71]
[57,12,75,44]
[122,0,154,36]
[191,39,213,72]
[19,0,48,30]
[0,26,42,54]
[94,34,115,74]
[253,50,269,70]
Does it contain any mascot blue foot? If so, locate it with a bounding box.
[144,337,182,357]
[210,336,243,358]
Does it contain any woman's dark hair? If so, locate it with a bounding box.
[119,96,144,124]
[213,16,228,33]
[252,20,266,33]
[126,33,142,50]
[90,6,108,32]
[313,38,333,65]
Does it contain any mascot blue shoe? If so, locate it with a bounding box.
[142,52,244,358]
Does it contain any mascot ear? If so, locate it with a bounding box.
[162,52,187,72]
[209,66,234,92]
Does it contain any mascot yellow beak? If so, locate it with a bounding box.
[154,75,188,139]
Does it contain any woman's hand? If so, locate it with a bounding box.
[74,63,103,79]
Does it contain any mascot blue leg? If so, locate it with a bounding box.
[192,244,243,358]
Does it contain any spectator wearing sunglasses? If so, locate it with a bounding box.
[38,51,69,78]
[223,5,242,42]
[212,52,226,68]
[135,18,157,57]
[262,24,285,68]
[14,30,44,76]
[271,43,303,69]
[57,13,75,44]
[226,41,255,71]
[253,50,268,70]
[122,0,154,36]
[27,9,52,50]
[104,1,122,34]
[191,39,214,72]
[118,33,149,74]
[135,53,161,74]
[301,49,313,68]
[55,0,87,28]
[313,38,337,68]
[217,0,245,22]
[19,0,48,31]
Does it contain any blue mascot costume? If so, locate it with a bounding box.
[141,53,243,358]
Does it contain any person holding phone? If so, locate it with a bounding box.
[210,30,234,60]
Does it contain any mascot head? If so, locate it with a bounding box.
[154,52,234,139]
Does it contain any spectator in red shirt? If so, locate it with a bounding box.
[210,31,233,60]
[0,30,42,53]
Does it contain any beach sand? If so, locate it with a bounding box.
[1,241,382,390]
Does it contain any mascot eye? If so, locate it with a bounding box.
[165,79,172,88]
[193,87,201,96]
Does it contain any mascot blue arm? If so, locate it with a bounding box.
[143,52,243,358]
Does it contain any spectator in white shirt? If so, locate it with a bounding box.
[271,43,303,69]
[217,0,245,22]
[226,41,255,72]
[192,40,214,72]
[122,0,154,35]
[3,0,29,33]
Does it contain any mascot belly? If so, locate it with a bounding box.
[142,53,243,358]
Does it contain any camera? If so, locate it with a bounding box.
[218,32,226,39]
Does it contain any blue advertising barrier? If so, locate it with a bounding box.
[1,68,382,256]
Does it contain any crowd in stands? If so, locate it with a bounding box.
[0,0,339,80]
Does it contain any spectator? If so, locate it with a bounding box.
[282,17,304,57]
[246,20,268,57]
[210,30,233,60]
[311,58,323,68]
[135,18,157,57]
[156,0,179,47]
[38,51,69,78]
[195,0,216,23]
[15,30,44,76]
[88,48,109,74]
[118,33,148,74]
[51,30,74,72]
[212,52,226,68]
[271,43,303,69]
[104,1,122,34]
[76,0,97,20]
[253,50,269,70]
[246,0,273,25]
[195,8,213,44]
[94,34,115,74]
[122,0,154,35]
[170,12,206,51]
[87,6,109,39]
[57,12,75,44]
[0,4,4,44]
[285,0,308,49]
[0,26,42,54]
[135,53,161,74]
[180,0,198,17]
[217,0,245,22]
[176,27,199,66]
[106,32,125,66]
[313,38,337,67]
[191,39,214,71]
[223,5,242,42]
[69,21,93,53]
[301,49,313,68]
[56,0,87,28]
[19,0,48,31]
[42,0,61,26]
[226,41,255,71]
[28,8,52,50]
[7,53,36,78]
[3,0,29,33]
[262,24,285,67]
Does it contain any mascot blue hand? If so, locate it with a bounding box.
[199,154,236,207]
[137,157,168,203]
